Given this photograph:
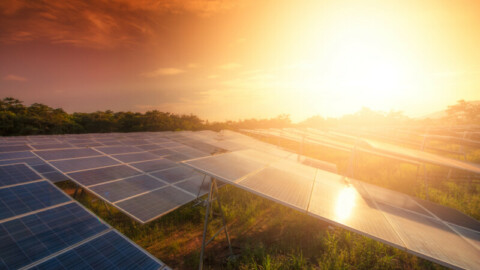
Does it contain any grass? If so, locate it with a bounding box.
[54,133,479,269]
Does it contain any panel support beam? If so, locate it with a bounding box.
[199,177,233,270]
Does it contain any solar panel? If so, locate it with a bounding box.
[0,157,45,166]
[0,164,167,269]
[42,171,69,183]
[0,181,71,220]
[51,156,120,173]
[30,163,57,173]
[112,152,161,163]
[0,145,32,153]
[0,163,42,187]
[130,158,177,173]
[150,148,179,156]
[150,166,200,184]
[67,165,141,186]
[31,143,73,150]
[0,151,35,160]
[90,174,166,203]
[95,145,143,155]
[116,186,195,223]
[34,148,101,161]
[364,139,480,175]
[174,175,211,196]
[184,150,480,270]
[1,130,291,225]
[30,231,163,270]
[184,150,280,183]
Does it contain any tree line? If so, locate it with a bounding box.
[0,97,292,136]
[1,97,477,136]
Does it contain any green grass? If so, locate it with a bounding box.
[54,134,479,269]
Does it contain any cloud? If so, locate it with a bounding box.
[0,0,249,49]
[142,68,185,77]
[207,74,219,79]
[3,74,27,81]
[219,62,242,70]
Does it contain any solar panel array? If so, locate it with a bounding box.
[247,128,480,174]
[0,131,293,223]
[184,149,480,270]
[0,163,167,270]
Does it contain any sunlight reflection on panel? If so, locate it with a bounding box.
[335,186,356,221]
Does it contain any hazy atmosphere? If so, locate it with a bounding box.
[2,0,480,121]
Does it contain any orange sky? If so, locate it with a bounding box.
[1,0,480,122]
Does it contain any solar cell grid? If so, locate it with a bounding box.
[0,181,71,220]
[0,151,35,161]
[164,152,192,162]
[158,141,184,148]
[116,186,195,223]
[0,202,108,270]
[51,155,120,173]
[42,171,69,183]
[31,143,74,150]
[34,148,101,161]
[150,166,199,184]
[130,158,177,173]
[90,174,166,203]
[174,174,210,197]
[95,145,143,154]
[0,157,45,166]
[150,148,178,156]
[113,151,161,163]
[0,145,32,153]
[30,163,57,173]
[0,164,41,187]
[67,165,141,186]
[137,144,166,151]
[31,231,163,270]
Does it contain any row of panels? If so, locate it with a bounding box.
[0,131,291,223]
[0,163,168,270]
[184,149,480,270]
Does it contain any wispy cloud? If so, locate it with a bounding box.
[0,0,250,49]
[219,62,242,70]
[3,74,27,81]
[142,67,185,77]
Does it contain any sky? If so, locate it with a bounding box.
[1,0,480,122]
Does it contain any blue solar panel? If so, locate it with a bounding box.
[151,166,199,184]
[31,231,163,270]
[0,164,41,187]
[0,203,108,269]
[95,145,143,155]
[30,143,74,150]
[31,164,57,174]
[51,156,119,173]
[90,174,166,203]
[0,181,71,220]
[112,152,161,163]
[34,148,101,161]
[0,145,32,153]
[0,157,45,166]
[0,151,35,161]
[67,165,141,186]
[41,171,69,183]
[130,159,177,173]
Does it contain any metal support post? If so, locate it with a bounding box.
[199,178,233,270]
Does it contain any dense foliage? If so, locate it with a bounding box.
[0,97,292,136]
